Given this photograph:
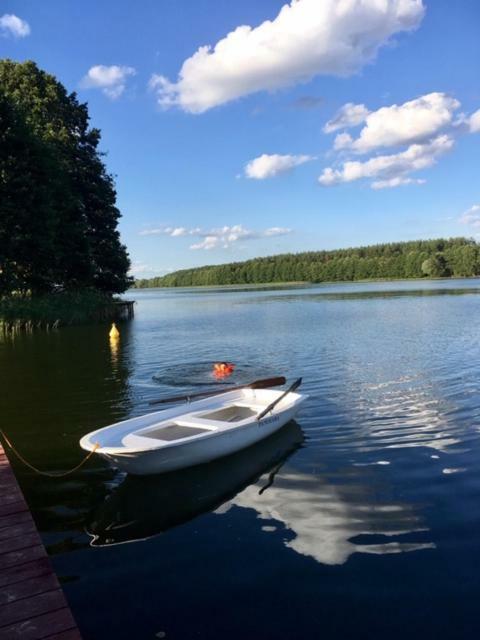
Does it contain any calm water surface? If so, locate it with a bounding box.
[1,280,480,639]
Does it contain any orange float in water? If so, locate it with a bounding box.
[212,362,235,379]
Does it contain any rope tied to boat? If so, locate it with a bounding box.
[0,428,100,478]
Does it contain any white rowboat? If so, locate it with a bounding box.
[80,384,308,475]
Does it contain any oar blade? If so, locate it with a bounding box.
[250,376,286,389]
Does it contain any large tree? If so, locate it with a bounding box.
[0,60,131,295]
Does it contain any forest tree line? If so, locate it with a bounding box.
[135,238,480,288]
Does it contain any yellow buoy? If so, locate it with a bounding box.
[109,322,120,339]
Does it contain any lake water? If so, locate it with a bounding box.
[2,279,480,639]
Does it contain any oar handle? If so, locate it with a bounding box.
[149,376,286,405]
[257,377,302,421]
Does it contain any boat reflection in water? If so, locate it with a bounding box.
[87,421,304,546]
[222,468,436,566]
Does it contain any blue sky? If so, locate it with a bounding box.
[1,0,479,277]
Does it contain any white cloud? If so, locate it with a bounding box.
[0,14,30,38]
[139,224,292,250]
[170,227,188,237]
[80,65,136,99]
[190,236,220,251]
[264,226,291,236]
[139,226,193,237]
[319,134,454,188]
[129,262,152,275]
[150,0,425,113]
[459,204,480,228]
[245,153,314,179]
[129,262,173,277]
[319,91,480,189]
[333,132,354,151]
[371,177,426,190]
[323,103,370,133]
[244,93,471,188]
[190,225,291,250]
[469,108,480,133]
[330,93,460,153]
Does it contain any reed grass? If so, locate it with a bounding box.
[0,290,125,334]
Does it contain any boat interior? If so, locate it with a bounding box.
[129,400,264,446]
[140,424,211,441]
[111,395,279,451]
[199,405,258,422]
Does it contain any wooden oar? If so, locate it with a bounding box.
[149,376,286,406]
[257,377,302,421]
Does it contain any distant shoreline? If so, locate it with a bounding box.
[131,275,480,291]
[133,239,480,289]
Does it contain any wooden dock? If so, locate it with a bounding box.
[0,443,82,640]
[113,300,134,320]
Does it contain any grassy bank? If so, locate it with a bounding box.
[0,290,128,333]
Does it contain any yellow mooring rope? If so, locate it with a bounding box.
[0,428,100,478]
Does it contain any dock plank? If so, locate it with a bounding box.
[0,573,60,606]
[0,500,28,518]
[0,520,38,541]
[0,608,78,640]
[45,630,83,640]
[0,544,47,570]
[0,511,32,530]
[0,558,52,589]
[0,443,82,639]
[0,532,43,556]
[0,490,25,507]
[0,589,68,627]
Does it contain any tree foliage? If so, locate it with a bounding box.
[135,238,480,288]
[0,60,131,295]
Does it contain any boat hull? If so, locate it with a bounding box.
[100,403,300,475]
